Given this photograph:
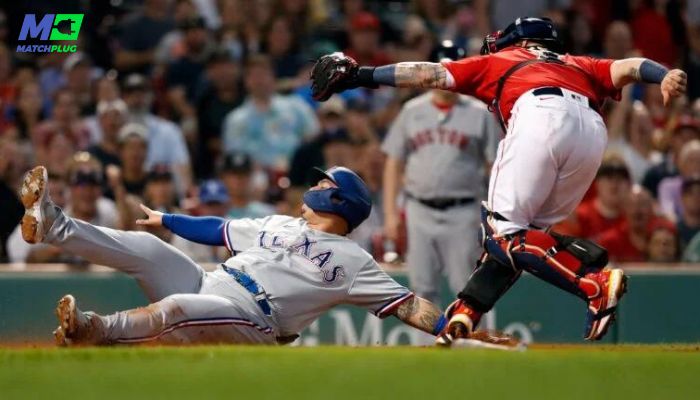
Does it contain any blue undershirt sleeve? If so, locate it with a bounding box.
[161,214,227,246]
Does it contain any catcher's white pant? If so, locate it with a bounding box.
[45,210,277,345]
[488,88,608,235]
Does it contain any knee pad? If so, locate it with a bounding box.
[458,256,521,313]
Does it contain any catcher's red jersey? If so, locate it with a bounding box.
[442,47,621,125]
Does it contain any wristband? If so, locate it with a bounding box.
[639,60,669,84]
[356,67,378,88]
[432,315,448,336]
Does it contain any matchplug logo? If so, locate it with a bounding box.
[16,14,84,53]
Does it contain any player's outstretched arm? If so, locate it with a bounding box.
[310,53,455,101]
[375,62,455,89]
[610,58,687,105]
[136,204,227,246]
[391,296,445,336]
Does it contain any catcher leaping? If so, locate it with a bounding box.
[310,17,686,343]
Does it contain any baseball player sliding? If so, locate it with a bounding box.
[20,165,449,345]
[311,17,687,343]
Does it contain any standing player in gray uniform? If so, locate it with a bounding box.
[19,165,447,345]
[382,42,499,306]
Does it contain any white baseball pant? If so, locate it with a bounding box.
[487,88,608,235]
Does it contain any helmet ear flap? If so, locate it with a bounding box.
[480,31,502,55]
[329,191,344,204]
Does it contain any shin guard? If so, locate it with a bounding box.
[458,254,521,313]
[507,230,607,300]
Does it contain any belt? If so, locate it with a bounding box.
[532,87,599,112]
[408,193,474,210]
[222,265,272,316]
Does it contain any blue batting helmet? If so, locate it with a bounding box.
[481,17,561,55]
[303,166,372,232]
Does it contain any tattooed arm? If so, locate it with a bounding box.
[390,295,445,335]
[362,63,455,90]
[610,58,686,104]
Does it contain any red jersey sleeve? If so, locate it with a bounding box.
[442,55,490,96]
[566,55,621,101]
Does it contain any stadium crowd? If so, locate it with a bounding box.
[0,0,699,266]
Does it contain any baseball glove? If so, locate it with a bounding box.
[310,52,359,101]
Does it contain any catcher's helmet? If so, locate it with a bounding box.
[431,40,466,62]
[480,17,561,55]
[303,166,372,232]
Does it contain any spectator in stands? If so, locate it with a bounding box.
[62,52,98,116]
[33,89,90,159]
[7,153,119,264]
[394,16,435,63]
[95,74,121,104]
[36,131,79,180]
[686,0,700,99]
[0,137,23,262]
[555,154,630,240]
[222,55,319,170]
[607,101,662,183]
[171,179,231,263]
[344,12,392,66]
[345,97,378,145]
[165,16,212,149]
[603,21,636,60]
[4,81,46,142]
[195,48,243,178]
[677,176,700,253]
[410,0,453,36]
[165,15,212,103]
[646,220,679,263]
[117,123,150,198]
[265,15,304,79]
[138,165,180,242]
[658,140,700,221]
[121,73,193,194]
[289,95,356,187]
[631,0,680,67]
[219,152,275,219]
[643,115,700,197]
[598,186,666,263]
[87,99,128,170]
[114,0,175,74]
[154,0,202,65]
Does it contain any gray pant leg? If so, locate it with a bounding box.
[94,293,276,345]
[436,203,480,296]
[45,210,204,302]
[405,199,441,305]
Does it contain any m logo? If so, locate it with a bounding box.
[18,14,84,41]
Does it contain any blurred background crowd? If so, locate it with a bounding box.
[0,0,699,266]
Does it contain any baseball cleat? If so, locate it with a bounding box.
[20,166,50,244]
[53,325,70,347]
[436,299,483,347]
[54,294,91,346]
[583,268,628,341]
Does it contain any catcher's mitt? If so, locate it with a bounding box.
[310,52,359,102]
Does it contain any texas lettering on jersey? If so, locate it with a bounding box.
[258,230,345,283]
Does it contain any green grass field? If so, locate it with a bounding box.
[1,345,698,400]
